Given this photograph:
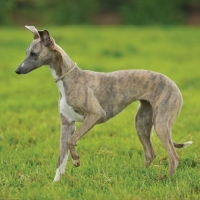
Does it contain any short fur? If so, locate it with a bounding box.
[15,26,192,181]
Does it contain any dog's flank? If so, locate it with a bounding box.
[15,26,192,181]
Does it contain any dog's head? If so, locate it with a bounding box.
[15,26,55,74]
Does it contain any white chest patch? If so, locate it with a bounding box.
[49,67,84,123]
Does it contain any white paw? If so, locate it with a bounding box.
[53,168,61,182]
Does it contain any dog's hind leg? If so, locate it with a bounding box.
[54,115,75,182]
[154,113,179,176]
[135,100,156,167]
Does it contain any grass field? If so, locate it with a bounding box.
[0,26,200,199]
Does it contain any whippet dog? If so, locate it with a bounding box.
[15,26,192,181]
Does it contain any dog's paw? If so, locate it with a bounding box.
[72,159,80,167]
[53,168,65,182]
[144,154,156,168]
[53,171,61,182]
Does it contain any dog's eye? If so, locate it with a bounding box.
[30,51,37,57]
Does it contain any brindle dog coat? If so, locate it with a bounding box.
[15,26,192,181]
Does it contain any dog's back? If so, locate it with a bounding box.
[71,69,182,123]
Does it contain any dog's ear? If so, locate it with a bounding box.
[25,25,40,39]
[38,30,53,47]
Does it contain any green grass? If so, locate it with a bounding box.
[0,26,200,199]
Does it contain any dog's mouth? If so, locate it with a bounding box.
[29,66,38,72]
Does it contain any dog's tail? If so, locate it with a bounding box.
[173,141,193,148]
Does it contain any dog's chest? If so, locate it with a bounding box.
[49,68,84,123]
[58,83,84,122]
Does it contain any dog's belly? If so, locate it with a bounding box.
[98,100,136,124]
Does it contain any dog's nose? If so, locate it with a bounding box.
[15,68,21,74]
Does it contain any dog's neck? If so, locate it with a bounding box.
[48,44,75,80]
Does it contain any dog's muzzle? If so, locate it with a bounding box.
[15,59,39,74]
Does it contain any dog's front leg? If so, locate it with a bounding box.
[69,113,105,167]
[68,91,106,167]
[54,115,75,182]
